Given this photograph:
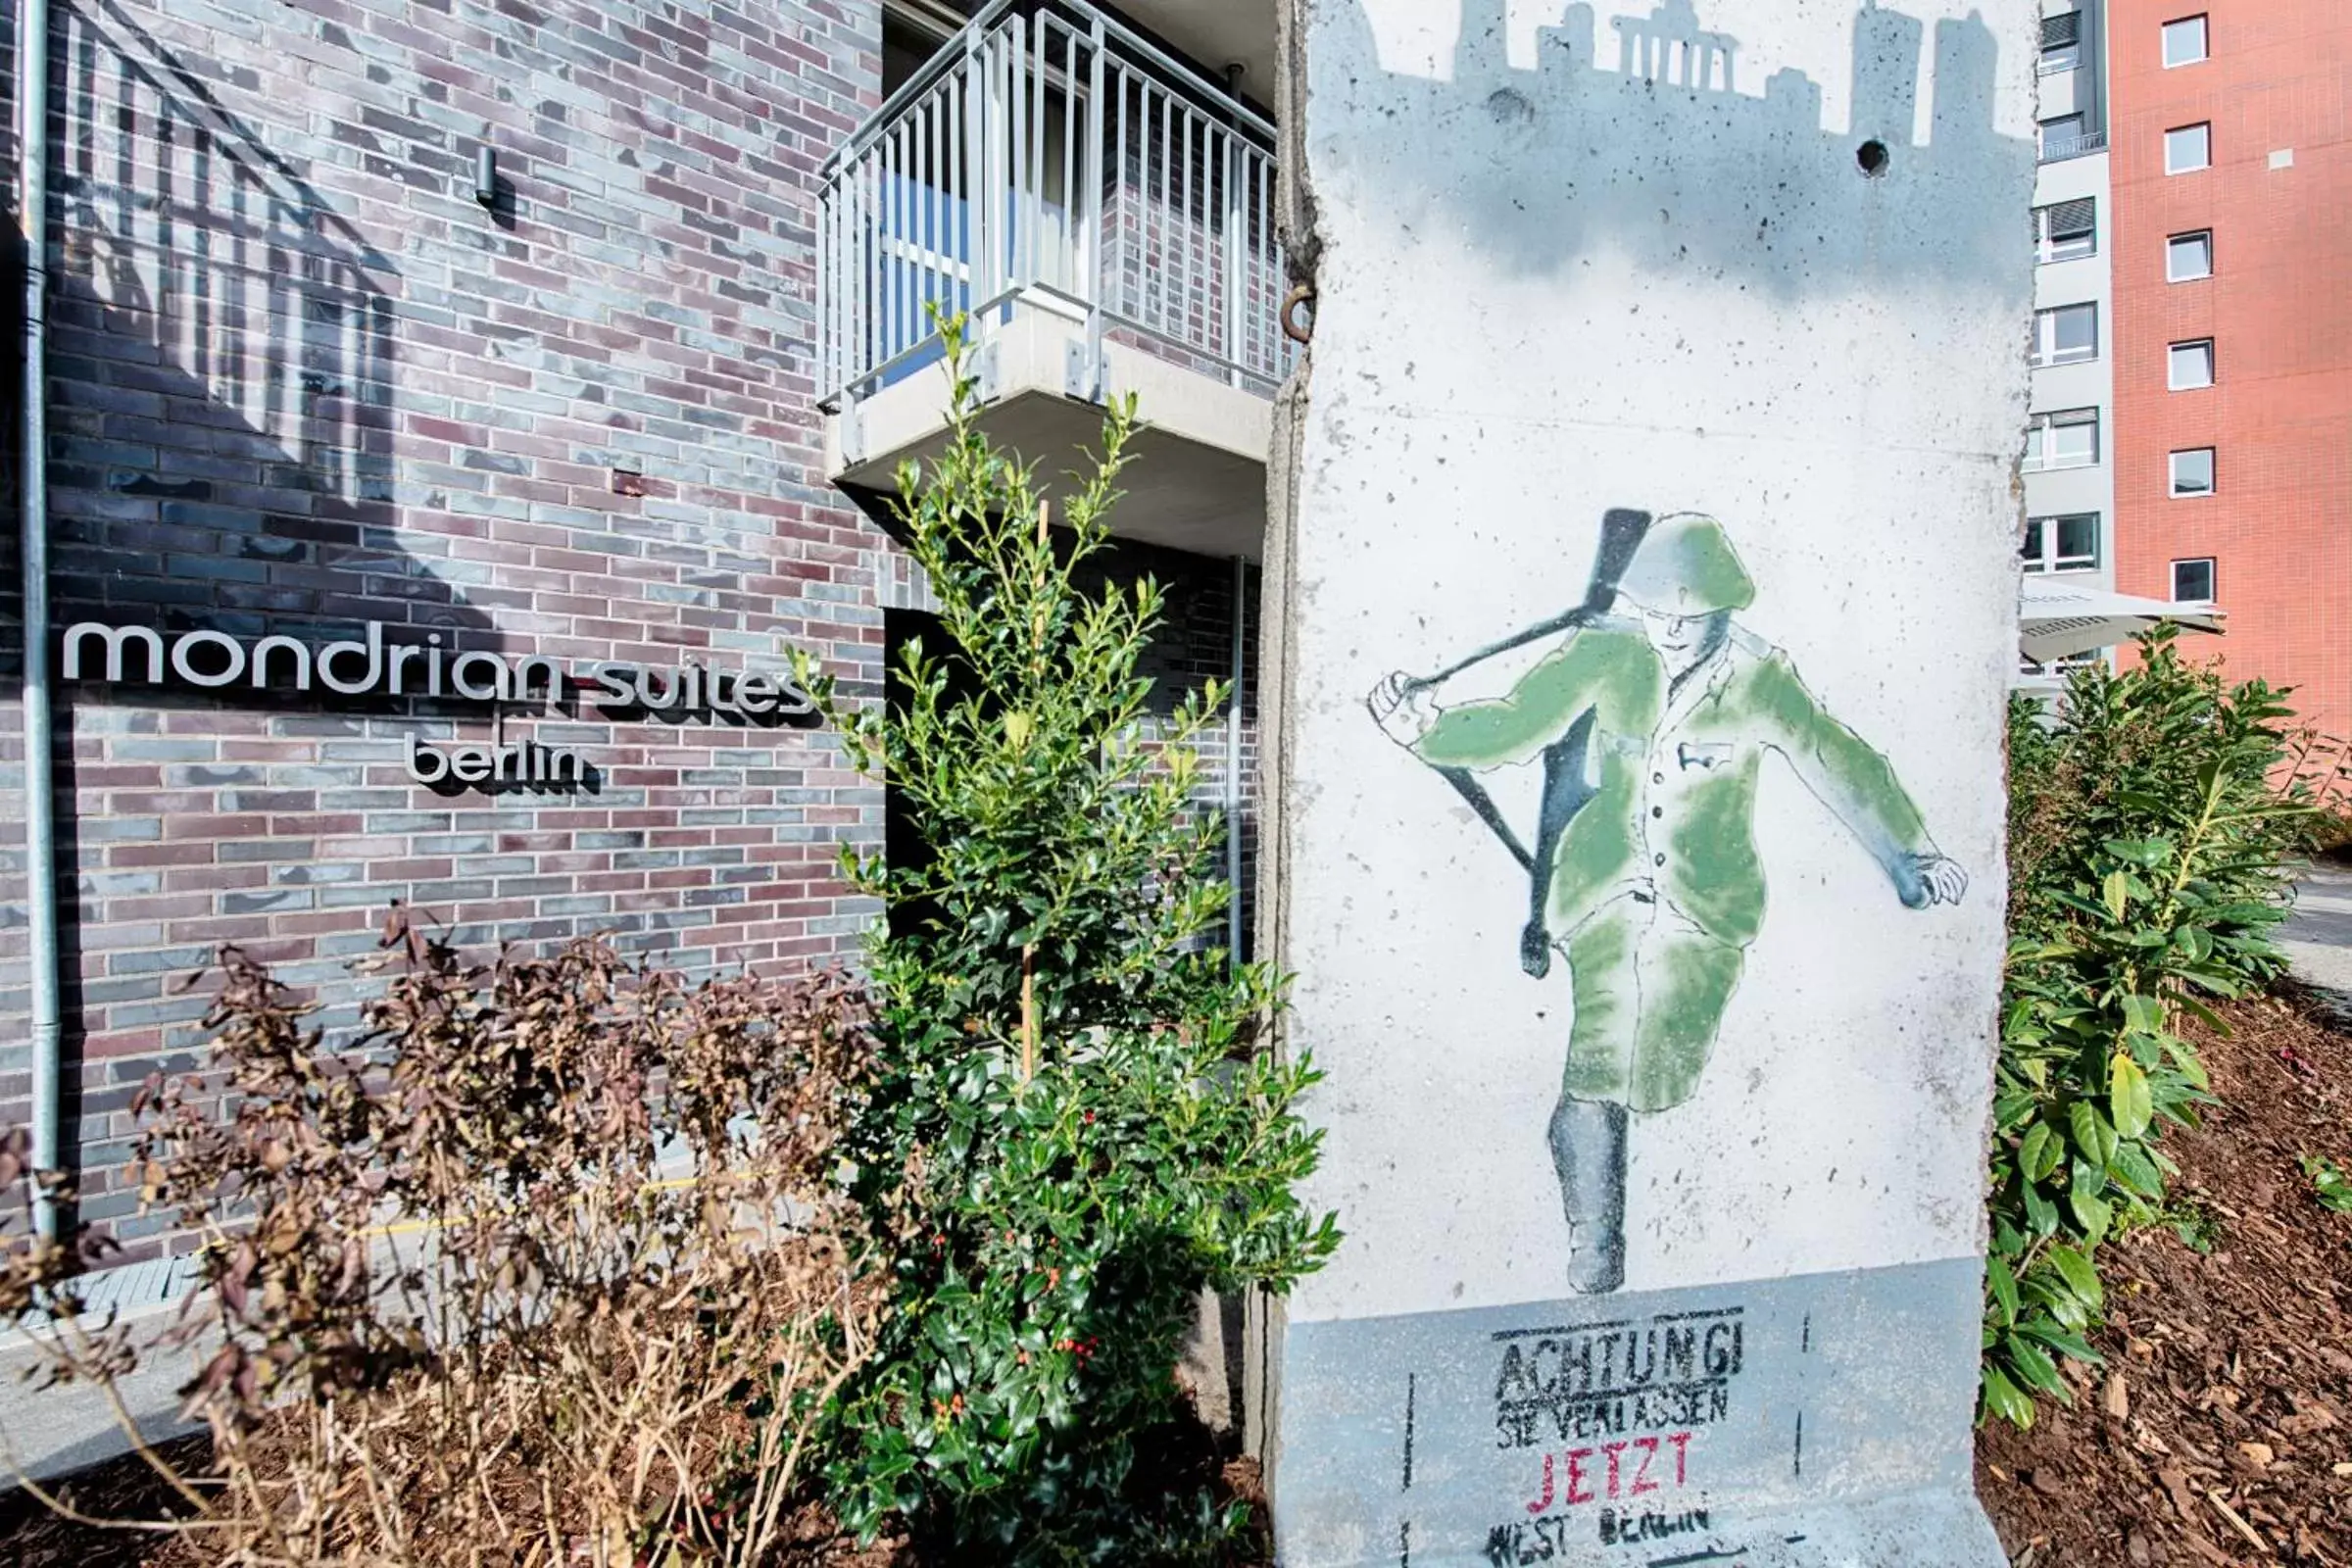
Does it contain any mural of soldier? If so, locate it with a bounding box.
[1367,512,1969,1294]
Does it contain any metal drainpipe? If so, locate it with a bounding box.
[17,0,64,1244]
[1225,555,1246,969]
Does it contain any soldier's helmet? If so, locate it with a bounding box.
[1614,513,1755,617]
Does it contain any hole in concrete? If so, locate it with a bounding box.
[1856,139,1890,176]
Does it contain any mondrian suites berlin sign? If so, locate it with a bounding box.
[61,619,815,789]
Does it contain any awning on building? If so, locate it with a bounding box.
[2020,574,2225,663]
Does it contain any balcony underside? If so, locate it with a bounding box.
[826,300,1272,562]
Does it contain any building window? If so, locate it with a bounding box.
[2169,339,2215,390]
[2023,514,2101,573]
[2022,651,2108,676]
[2167,229,2213,281]
[2170,448,2216,497]
[2024,408,2100,470]
[2162,15,2209,68]
[881,5,960,94]
[2040,11,2083,73]
[2032,303,2099,367]
[2035,199,2098,263]
[2166,122,2212,173]
[2172,559,2216,603]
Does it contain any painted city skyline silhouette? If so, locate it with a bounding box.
[1326,0,2036,298]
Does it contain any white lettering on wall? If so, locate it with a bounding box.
[59,620,816,717]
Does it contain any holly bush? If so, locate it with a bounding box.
[800,315,1339,1560]
[1984,632,2314,1425]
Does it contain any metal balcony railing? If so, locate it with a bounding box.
[817,0,1294,411]
[2038,128,2108,163]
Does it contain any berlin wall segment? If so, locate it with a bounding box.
[1264,1,2034,1563]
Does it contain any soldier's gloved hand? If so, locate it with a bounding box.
[1367,671,1439,748]
[1897,852,1970,908]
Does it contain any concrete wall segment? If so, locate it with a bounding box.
[1263,0,2038,1558]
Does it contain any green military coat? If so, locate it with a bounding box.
[1413,620,1936,952]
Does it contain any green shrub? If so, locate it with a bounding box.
[2301,1153,2352,1214]
[801,317,1339,1561]
[1984,631,2311,1425]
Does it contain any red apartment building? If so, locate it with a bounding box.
[2108,3,2352,737]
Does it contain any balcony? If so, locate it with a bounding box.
[819,0,1292,561]
[2038,127,2108,164]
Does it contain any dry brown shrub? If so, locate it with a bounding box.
[3,907,882,1567]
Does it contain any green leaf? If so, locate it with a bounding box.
[2101,837,2174,868]
[2015,1320,2104,1365]
[1982,1366,2035,1429]
[1984,1253,2020,1327]
[2003,1334,2068,1396]
[2070,1101,2119,1168]
[2109,1054,2153,1140]
[2021,1179,2061,1238]
[2301,1154,2352,1214]
[2108,1142,2165,1200]
[2102,870,2130,920]
[2020,1121,2061,1184]
[2119,994,2165,1035]
[2045,1244,2104,1310]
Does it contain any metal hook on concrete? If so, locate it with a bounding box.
[1281,284,1316,346]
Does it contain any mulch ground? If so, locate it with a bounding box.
[1979,986,2352,1566]
[15,993,2352,1566]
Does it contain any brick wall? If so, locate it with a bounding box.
[0,0,1266,1259]
[2107,0,2352,737]
[0,0,891,1250]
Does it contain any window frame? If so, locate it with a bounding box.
[2022,650,2108,676]
[2166,229,2214,282]
[2040,12,2084,71]
[2165,122,2212,173]
[2035,199,2098,263]
[2169,447,2217,498]
[2168,338,2216,390]
[2171,558,2217,604]
[2022,512,2102,574]
[2162,15,2209,69]
[2032,302,2100,368]
[2024,407,2101,471]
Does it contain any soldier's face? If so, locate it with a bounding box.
[1642,610,1702,667]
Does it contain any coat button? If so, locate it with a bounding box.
[1653,853,1666,867]
[1652,772,1664,784]
[1651,806,1664,818]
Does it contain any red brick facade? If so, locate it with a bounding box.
[2108,1,2352,735]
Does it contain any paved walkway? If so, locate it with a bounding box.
[1,1288,206,1486]
[2279,863,2352,1002]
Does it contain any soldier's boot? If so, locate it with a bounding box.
[1548,1097,1629,1295]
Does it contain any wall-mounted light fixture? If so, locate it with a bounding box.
[474,146,498,207]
